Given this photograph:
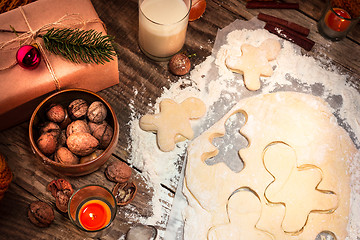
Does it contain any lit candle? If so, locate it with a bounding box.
[325,8,351,32]
[78,199,111,231]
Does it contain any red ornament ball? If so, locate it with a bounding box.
[16,45,41,70]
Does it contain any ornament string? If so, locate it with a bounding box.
[19,7,61,90]
[0,6,106,90]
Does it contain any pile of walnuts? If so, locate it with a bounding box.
[36,99,113,165]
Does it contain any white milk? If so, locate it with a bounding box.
[139,0,190,60]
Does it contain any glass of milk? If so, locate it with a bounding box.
[139,0,191,61]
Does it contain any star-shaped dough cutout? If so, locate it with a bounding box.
[226,39,280,91]
[263,142,338,233]
[139,97,206,152]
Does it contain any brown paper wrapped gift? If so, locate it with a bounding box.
[0,0,119,131]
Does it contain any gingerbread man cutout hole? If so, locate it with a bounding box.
[208,187,272,240]
[139,97,206,152]
[263,142,338,234]
[226,38,281,91]
[206,112,247,173]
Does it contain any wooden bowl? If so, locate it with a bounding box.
[29,89,119,176]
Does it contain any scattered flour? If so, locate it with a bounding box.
[126,18,360,239]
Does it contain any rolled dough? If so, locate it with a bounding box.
[183,92,357,240]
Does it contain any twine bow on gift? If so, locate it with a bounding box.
[0,6,114,90]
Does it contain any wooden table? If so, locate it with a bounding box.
[0,0,359,239]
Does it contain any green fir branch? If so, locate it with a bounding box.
[42,28,116,64]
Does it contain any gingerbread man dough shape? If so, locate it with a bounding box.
[263,142,338,234]
[208,188,272,240]
[139,97,206,152]
[226,38,281,91]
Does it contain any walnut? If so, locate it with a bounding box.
[169,53,191,76]
[68,99,88,120]
[46,104,66,123]
[66,120,90,138]
[39,122,61,138]
[47,179,74,213]
[37,132,58,156]
[58,109,71,129]
[66,132,99,156]
[28,201,54,227]
[54,147,79,165]
[92,122,113,149]
[87,101,107,123]
[57,130,67,148]
[105,161,132,183]
[88,121,98,134]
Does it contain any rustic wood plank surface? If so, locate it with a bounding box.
[0,0,359,239]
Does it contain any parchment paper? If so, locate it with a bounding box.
[163,18,356,240]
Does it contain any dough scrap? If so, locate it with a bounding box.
[183,92,357,240]
[139,97,206,152]
[225,39,280,91]
[263,142,338,234]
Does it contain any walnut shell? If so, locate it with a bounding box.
[54,147,79,165]
[46,104,66,123]
[68,99,88,120]
[47,179,73,213]
[87,101,107,123]
[55,191,70,213]
[112,182,137,206]
[66,120,90,138]
[66,132,99,156]
[28,201,54,228]
[47,179,73,198]
[105,161,132,183]
[37,132,58,156]
[92,122,113,149]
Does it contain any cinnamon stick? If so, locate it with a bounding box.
[246,1,299,9]
[264,22,315,51]
[258,13,310,36]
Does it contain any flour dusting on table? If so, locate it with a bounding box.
[126,18,360,239]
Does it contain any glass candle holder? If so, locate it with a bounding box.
[138,0,192,61]
[68,185,117,236]
[317,0,360,41]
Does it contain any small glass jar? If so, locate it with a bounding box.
[68,185,117,237]
[317,0,360,41]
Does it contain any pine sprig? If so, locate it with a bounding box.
[42,28,116,64]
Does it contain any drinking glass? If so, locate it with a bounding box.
[138,0,192,61]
